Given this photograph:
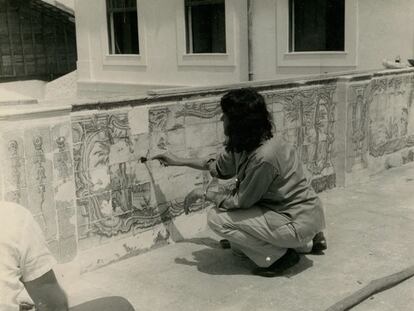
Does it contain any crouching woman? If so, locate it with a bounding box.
[154,88,326,277]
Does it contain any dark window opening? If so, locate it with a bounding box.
[185,0,226,53]
[289,0,344,52]
[106,0,139,54]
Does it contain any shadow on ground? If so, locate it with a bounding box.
[175,237,314,277]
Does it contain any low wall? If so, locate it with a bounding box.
[1,68,413,273]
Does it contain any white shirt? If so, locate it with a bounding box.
[0,201,56,310]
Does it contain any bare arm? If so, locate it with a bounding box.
[24,270,68,311]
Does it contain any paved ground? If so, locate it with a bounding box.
[65,163,414,311]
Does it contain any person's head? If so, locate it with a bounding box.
[220,88,273,153]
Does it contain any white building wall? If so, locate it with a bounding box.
[75,0,414,90]
[252,0,414,80]
[75,0,249,92]
[358,0,414,71]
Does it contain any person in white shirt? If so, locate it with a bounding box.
[0,201,134,311]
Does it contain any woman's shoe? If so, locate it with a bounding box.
[252,249,300,277]
[219,239,231,249]
[312,232,327,252]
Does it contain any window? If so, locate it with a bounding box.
[185,0,226,53]
[289,0,345,52]
[276,0,357,67]
[106,0,139,54]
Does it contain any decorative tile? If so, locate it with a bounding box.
[59,235,77,263]
[71,121,84,144]
[128,106,149,135]
[149,104,185,132]
[57,206,76,239]
[111,189,133,215]
[27,183,55,217]
[87,139,110,170]
[82,114,109,138]
[282,128,298,145]
[154,167,203,204]
[76,198,92,238]
[272,102,284,113]
[54,178,75,210]
[367,75,413,158]
[88,167,111,194]
[166,128,185,152]
[108,112,129,136]
[72,143,83,172]
[130,181,155,210]
[25,157,53,187]
[108,138,134,165]
[51,122,72,152]
[75,171,90,198]
[185,123,218,150]
[2,132,25,158]
[184,99,221,125]
[149,131,168,153]
[93,192,113,219]
[24,126,52,156]
[273,111,285,132]
[34,208,57,242]
[283,112,300,129]
[131,133,150,160]
[109,161,136,190]
[186,145,218,160]
[3,157,26,191]
[53,151,73,182]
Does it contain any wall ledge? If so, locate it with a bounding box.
[0,104,72,121]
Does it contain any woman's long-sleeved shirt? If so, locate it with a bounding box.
[208,135,325,241]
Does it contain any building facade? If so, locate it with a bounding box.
[75,0,414,93]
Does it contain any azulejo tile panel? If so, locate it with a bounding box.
[149,103,185,132]
[346,83,370,172]
[266,84,337,181]
[368,74,414,158]
[72,104,221,243]
[0,118,77,263]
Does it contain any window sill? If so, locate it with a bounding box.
[102,54,146,67]
[178,53,235,67]
[286,51,348,56]
[278,51,356,67]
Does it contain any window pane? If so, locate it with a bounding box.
[289,0,344,52]
[185,0,226,53]
[107,0,139,54]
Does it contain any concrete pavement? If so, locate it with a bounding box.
[65,163,414,311]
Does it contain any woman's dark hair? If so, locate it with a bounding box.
[220,88,273,153]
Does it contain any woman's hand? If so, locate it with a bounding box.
[152,151,181,167]
[183,188,204,214]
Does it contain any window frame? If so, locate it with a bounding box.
[276,0,358,67]
[100,0,147,67]
[176,0,236,67]
[185,0,227,54]
[107,0,140,55]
